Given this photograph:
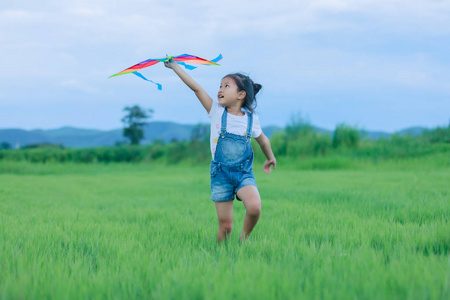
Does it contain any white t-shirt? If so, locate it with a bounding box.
[208,101,262,158]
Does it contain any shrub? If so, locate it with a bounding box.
[332,123,360,149]
[426,126,450,143]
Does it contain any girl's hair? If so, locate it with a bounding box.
[223,73,262,113]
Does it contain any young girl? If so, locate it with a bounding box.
[164,60,276,243]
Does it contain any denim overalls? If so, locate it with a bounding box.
[210,109,257,201]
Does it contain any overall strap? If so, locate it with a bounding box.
[245,111,253,138]
[220,108,227,134]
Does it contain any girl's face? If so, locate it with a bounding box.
[217,77,245,107]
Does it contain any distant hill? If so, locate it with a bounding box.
[359,130,391,139]
[28,127,121,148]
[0,123,430,149]
[0,122,195,149]
[261,125,283,138]
[396,127,429,136]
[0,123,202,149]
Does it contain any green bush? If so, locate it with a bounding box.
[426,125,450,143]
[285,133,331,157]
[332,123,360,149]
[277,113,332,158]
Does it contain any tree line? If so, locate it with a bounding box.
[0,107,449,164]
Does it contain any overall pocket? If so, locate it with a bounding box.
[220,138,247,161]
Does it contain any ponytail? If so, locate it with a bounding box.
[253,83,262,95]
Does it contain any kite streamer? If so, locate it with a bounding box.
[109,54,223,90]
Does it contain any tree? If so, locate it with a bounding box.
[121,105,153,145]
[0,142,12,150]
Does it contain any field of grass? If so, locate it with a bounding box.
[0,157,449,299]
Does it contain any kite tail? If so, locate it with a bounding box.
[176,62,198,70]
[132,72,162,90]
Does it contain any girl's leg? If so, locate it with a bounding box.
[214,200,234,243]
[236,185,261,241]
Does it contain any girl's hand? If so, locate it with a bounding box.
[263,158,276,174]
[164,58,176,69]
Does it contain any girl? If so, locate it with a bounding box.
[164,60,276,243]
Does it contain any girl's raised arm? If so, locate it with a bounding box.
[164,60,213,113]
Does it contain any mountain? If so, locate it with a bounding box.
[0,123,430,149]
[261,125,283,138]
[0,129,50,148]
[141,122,195,143]
[0,123,195,149]
[396,127,429,136]
[28,127,122,148]
[0,123,200,149]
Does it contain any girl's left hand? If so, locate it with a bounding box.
[164,58,176,69]
[263,158,276,174]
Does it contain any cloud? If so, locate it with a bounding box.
[1,0,449,131]
[0,9,46,21]
[61,79,99,94]
[68,7,104,17]
[3,1,450,44]
[2,1,449,66]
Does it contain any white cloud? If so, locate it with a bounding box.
[2,1,449,61]
[68,7,104,17]
[0,9,48,21]
[3,1,450,45]
[61,79,99,94]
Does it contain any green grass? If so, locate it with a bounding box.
[0,158,449,299]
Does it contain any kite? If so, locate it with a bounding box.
[109,54,223,90]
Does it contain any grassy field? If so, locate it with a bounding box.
[0,157,449,299]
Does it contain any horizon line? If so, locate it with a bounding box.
[1,121,447,134]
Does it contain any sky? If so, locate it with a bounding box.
[1,0,449,132]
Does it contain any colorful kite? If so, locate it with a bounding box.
[109,54,223,90]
